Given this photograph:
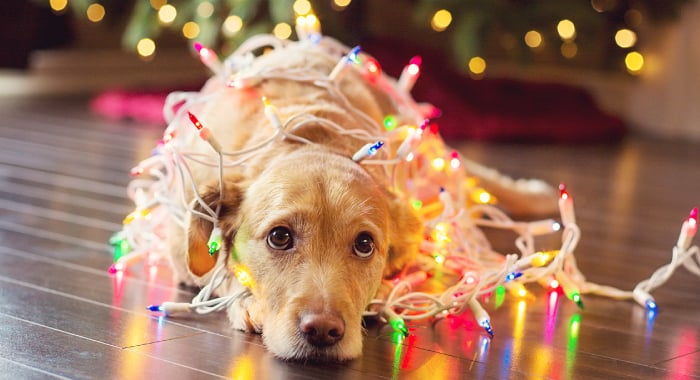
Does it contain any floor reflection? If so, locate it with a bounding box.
[669,328,697,379]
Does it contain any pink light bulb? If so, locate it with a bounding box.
[689,207,698,232]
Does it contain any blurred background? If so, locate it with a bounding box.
[2,0,699,142]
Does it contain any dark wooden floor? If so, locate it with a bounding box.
[1,96,699,379]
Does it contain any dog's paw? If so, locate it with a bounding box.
[228,295,263,333]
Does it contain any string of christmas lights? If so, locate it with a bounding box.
[114,21,699,339]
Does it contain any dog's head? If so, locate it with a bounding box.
[186,146,423,361]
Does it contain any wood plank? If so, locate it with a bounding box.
[0,163,129,199]
[0,245,235,335]
[0,313,222,379]
[0,357,68,380]
[656,348,700,378]
[0,277,201,349]
[0,181,132,215]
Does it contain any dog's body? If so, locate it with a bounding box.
[167,42,424,360]
[165,40,556,361]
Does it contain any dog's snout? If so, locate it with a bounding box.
[299,311,345,348]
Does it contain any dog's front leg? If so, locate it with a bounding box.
[228,290,263,333]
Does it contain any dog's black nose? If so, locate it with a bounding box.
[299,311,345,347]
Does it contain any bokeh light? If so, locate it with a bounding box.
[86,3,105,23]
[273,23,292,40]
[561,41,578,58]
[136,38,156,58]
[158,4,177,24]
[557,19,576,41]
[431,9,452,32]
[50,0,68,12]
[625,51,644,74]
[182,21,200,39]
[223,15,243,37]
[524,30,543,48]
[615,28,637,48]
[293,0,312,15]
[197,1,215,18]
[468,56,486,75]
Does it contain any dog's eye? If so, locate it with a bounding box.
[353,232,375,258]
[267,227,294,250]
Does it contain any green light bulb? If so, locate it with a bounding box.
[572,292,584,309]
[113,239,130,261]
[390,317,408,336]
[207,227,222,256]
[383,115,398,131]
[208,240,220,256]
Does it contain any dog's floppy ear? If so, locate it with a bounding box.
[187,174,246,278]
[384,193,424,278]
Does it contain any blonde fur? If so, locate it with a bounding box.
[165,40,556,361]
[167,43,423,361]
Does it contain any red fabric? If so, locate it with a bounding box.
[364,38,627,143]
[90,89,169,125]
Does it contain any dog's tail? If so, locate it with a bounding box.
[461,158,558,217]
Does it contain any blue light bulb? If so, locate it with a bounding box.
[480,319,494,337]
[505,272,523,282]
[147,304,163,312]
[645,299,658,312]
[367,141,384,156]
[348,46,361,64]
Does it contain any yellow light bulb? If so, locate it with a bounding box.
[234,265,255,288]
[123,208,152,224]
[432,157,446,171]
[531,250,556,267]
[138,208,152,219]
[471,188,493,204]
[304,14,319,30]
[431,222,451,245]
[478,191,491,204]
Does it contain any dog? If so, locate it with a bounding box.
[166,40,427,361]
[163,39,556,361]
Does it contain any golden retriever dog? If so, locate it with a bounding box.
[166,40,425,361]
[163,38,555,361]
